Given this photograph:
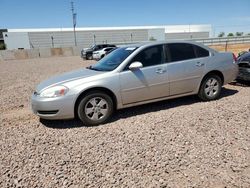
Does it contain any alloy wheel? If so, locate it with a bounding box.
[204,78,219,97]
[84,97,108,121]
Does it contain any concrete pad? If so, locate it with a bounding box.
[62,47,73,56]
[39,48,52,58]
[27,49,39,59]
[14,50,28,59]
[0,50,16,60]
[51,48,63,56]
[72,46,82,56]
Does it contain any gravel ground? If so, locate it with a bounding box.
[0,56,249,187]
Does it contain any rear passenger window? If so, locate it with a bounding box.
[195,45,209,58]
[168,43,196,62]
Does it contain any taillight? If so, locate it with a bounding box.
[232,53,237,62]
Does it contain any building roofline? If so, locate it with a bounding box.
[7,24,211,33]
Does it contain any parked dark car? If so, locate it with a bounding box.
[237,52,250,82]
[81,44,116,60]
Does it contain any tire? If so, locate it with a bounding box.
[100,55,105,59]
[86,54,93,60]
[77,91,114,126]
[198,74,222,101]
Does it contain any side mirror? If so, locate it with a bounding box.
[129,62,143,70]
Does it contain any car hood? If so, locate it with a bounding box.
[82,48,90,51]
[36,68,103,92]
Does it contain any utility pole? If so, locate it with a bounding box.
[51,36,54,48]
[71,1,77,46]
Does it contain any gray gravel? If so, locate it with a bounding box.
[0,56,249,187]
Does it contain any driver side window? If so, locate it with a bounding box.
[126,45,164,70]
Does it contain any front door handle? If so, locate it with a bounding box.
[196,62,205,67]
[155,68,166,74]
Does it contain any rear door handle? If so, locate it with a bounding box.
[196,62,204,67]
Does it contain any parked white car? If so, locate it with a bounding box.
[93,47,116,60]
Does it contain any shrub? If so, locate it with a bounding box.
[0,43,6,50]
[149,36,156,41]
[236,32,243,36]
[218,32,225,37]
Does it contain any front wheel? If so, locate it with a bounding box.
[198,74,222,101]
[77,91,114,126]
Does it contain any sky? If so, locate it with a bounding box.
[1,0,250,36]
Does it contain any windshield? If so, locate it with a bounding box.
[90,45,96,50]
[90,47,137,71]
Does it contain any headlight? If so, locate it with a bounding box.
[40,86,69,98]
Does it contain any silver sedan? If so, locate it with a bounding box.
[31,41,238,126]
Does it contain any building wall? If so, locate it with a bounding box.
[3,32,30,49]
[148,28,165,41]
[165,32,210,40]
[4,25,212,49]
[28,29,148,48]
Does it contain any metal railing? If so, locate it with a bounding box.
[112,36,250,47]
[189,35,250,45]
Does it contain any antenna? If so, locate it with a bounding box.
[71,1,77,46]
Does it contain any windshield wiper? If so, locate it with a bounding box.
[86,65,106,72]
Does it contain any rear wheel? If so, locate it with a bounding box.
[77,91,113,126]
[198,74,222,101]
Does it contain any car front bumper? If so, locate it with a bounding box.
[237,67,250,81]
[81,52,87,59]
[31,93,76,120]
[93,54,101,60]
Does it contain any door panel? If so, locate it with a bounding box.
[167,57,207,95]
[119,64,169,105]
[165,43,208,96]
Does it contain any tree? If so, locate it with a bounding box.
[218,32,225,37]
[227,33,234,37]
[0,43,6,50]
[236,32,243,36]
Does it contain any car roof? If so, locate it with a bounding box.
[102,47,115,50]
[96,44,115,46]
[239,52,250,59]
[123,40,210,50]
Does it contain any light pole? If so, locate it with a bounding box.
[51,36,54,48]
[93,34,96,45]
[71,1,77,46]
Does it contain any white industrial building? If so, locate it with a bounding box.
[3,24,211,50]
